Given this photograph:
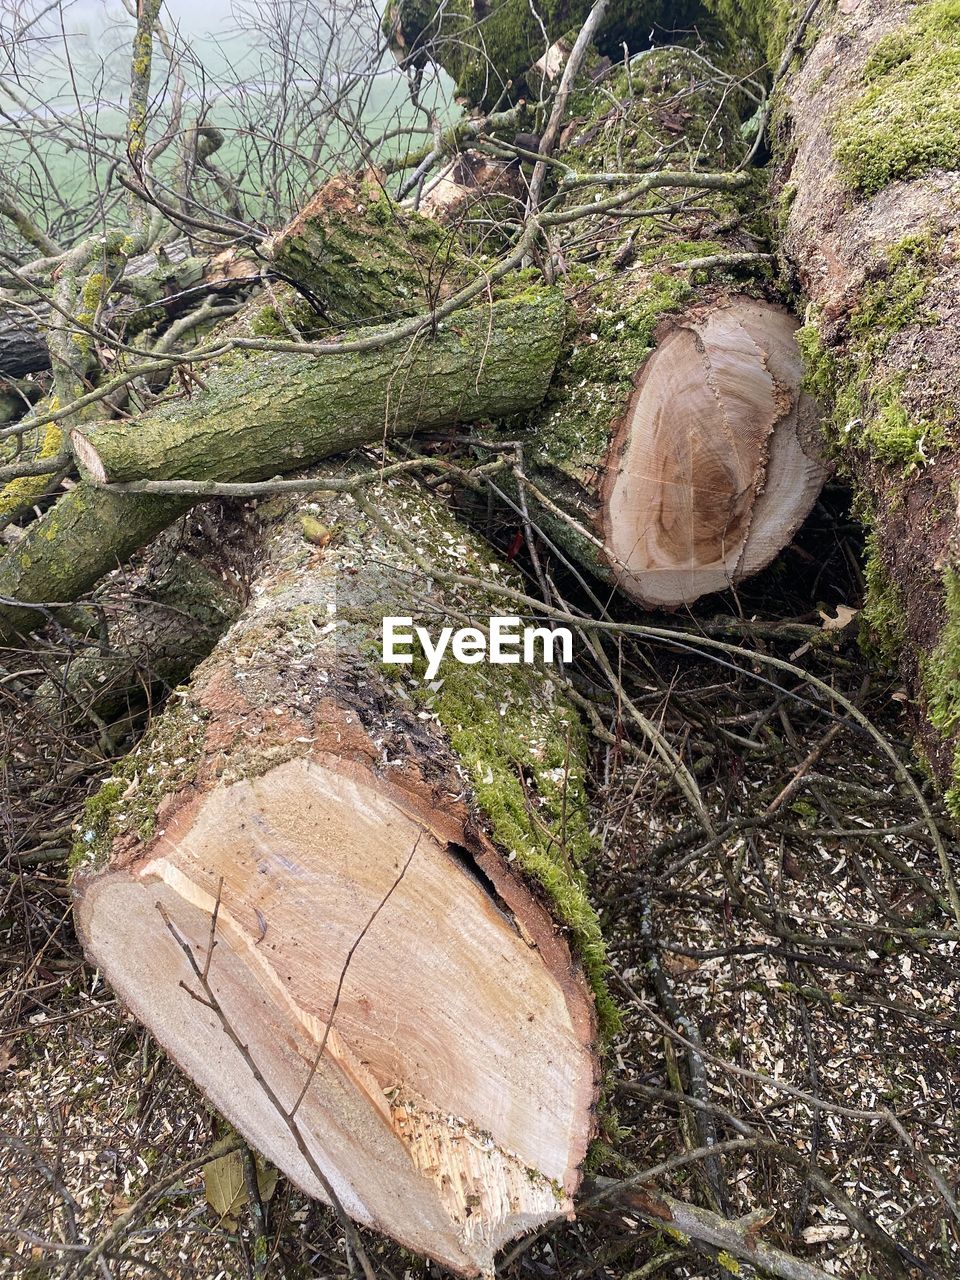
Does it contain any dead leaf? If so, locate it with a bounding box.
[204,1150,277,1229]
[819,604,859,632]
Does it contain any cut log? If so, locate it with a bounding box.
[265,175,472,323]
[0,288,565,642]
[69,289,563,486]
[72,479,606,1274]
[769,0,960,809]
[523,294,828,607]
[415,51,829,609]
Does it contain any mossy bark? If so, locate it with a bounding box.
[35,531,244,722]
[384,0,778,108]
[385,0,699,107]
[0,487,195,642]
[0,290,565,642]
[72,291,565,484]
[771,0,960,808]
[267,175,471,324]
[73,477,609,1273]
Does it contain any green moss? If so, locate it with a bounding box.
[923,567,960,818]
[798,232,945,469]
[0,409,64,520]
[849,233,937,336]
[249,290,325,339]
[776,180,797,230]
[861,528,907,664]
[834,0,960,194]
[533,269,693,473]
[70,699,209,873]
[395,633,619,1039]
[702,0,793,68]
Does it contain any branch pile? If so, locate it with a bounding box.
[5,0,959,1276]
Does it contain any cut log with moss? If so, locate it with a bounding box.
[265,174,474,324]
[0,288,565,643]
[518,290,827,607]
[769,0,960,810]
[434,50,828,608]
[72,478,608,1275]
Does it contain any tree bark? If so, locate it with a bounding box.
[0,312,49,379]
[384,0,698,107]
[0,289,565,642]
[770,0,960,809]
[70,291,565,485]
[34,521,247,723]
[72,478,605,1276]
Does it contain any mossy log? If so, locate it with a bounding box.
[70,290,564,486]
[383,0,773,108]
[0,289,565,642]
[265,175,474,324]
[72,479,606,1275]
[384,0,694,107]
[770,0,960,809]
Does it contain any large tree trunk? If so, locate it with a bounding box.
[72,478,604,1276]
[0,289,565,642]
[771,0,960,809]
